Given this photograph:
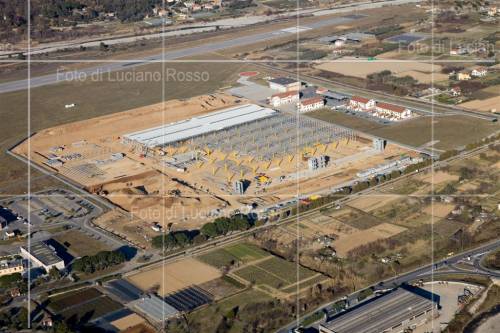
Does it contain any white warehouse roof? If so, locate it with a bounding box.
[123,104,277,148]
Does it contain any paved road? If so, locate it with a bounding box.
[0,0,422,58]
[254,63,498,122]
[0,0,428,94]
[278,239,500,333]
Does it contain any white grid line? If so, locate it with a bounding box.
[12,1,499,330]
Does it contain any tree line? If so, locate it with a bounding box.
[151,214,259,250]
[71,250,126,273]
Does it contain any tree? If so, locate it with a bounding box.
[52,321,75,333]
[214,217,231,235]
[201,223,218,238]
[48,267,61,280]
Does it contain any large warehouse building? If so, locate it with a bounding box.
[20,242,65,272]
[319,286,439,333]
[123,104,277,148]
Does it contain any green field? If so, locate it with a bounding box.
[233,256,318,290]
[187,289,272,332]
[197,243,270,268]
[255,257,316,284]
[281,275,327,294]
[234,265,287,289]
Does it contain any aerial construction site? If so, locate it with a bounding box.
[13,93,414,237]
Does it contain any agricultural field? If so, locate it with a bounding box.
[58,296,122,322]
[47,287,103,313]
[199,242,327,297]
[127,257,222,296]
[197,243,270,268]
[251,143,500,295]
[184,289,273,333]
[315,60,447,84]
[46,287,123,325]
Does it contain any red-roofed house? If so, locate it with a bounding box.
[375,102,412,120]
[269,91,300,107]
[298,96,324,112]
[349,96,375,111]
[450,86,461,96]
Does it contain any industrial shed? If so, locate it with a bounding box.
[122,104,277,148]
[319,286,439,333]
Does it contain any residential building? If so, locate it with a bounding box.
[298,96,324,112]
[20,242,65,272]
[450,86,461,96]
[0,260,23,277]
[471,67,488,77]
[269,91,299,107]
[375,102,412,120]
[319,286,440,333]
[457,71,471,81]
[450,47,467,56]
[268,77,301,92]
[487,6,498,16]
[349,96,376,111]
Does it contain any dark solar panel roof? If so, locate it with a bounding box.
[164,286,213,312]
[269,77,298,85]
[105,279,143,303]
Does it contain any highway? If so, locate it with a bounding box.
[0,18,357,94]
[0,0,428,94]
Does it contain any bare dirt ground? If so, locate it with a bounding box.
[315,59,446,83]
[13,94,240,231]
[110,313,145,331]
[333,222,407,257]
[53,230,113,256]
[422,202,455,218]
[127,257,222,296]
[13,90,413,238]
[347,193,400,212]
[93,210,158,249]
[461,95,500,113]
[418,171,459,184]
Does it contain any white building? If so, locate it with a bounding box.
[268,77,301,92]
[0,260,23,277]
[375,102,412,120]
[349,96,376,111]
[471,67,488,77]
[269,91,299,107]
[450,86,461,96]
[20,242,65,272]
[298,97,324,112]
